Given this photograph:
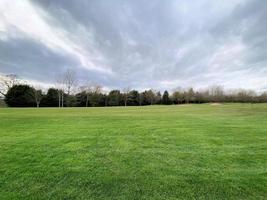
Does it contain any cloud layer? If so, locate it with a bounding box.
[0,0,266,91]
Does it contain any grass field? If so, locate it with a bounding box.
[0,104,267,199]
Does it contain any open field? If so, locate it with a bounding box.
[0,104,267,199]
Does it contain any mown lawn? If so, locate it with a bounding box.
[0,104,267,199]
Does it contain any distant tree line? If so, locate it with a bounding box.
[0,72,267,107]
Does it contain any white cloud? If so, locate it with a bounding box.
[0,0,112,74]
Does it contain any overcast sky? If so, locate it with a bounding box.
[0,0,266,92]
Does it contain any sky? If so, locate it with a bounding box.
[0,0,266,92]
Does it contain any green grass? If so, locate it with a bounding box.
[0,104,267,199]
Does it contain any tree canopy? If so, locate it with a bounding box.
[4,84,267,107]
[5,85,35,107]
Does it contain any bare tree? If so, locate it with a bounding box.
[60,69,78,107]
[258,92,267,103]
[33,89,43,108]
[149,89,157,105]
[89,85,103,107]
[79,84,103,107]
[0,74,19,97]
[235,89,256,103]
[123,87,131,106]
[55,77,64,107]
[186,88,195,103]
[138,92,143,106]
[79,85,91,107]
[209,85,224,102]
[172,91,183,104]
[172,87,184,104]
[55,69,77,107]
[63,69,77,95]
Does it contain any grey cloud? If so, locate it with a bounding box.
[0,36,78,81]
[210,0,267,64]
[0,0,266,91]
[0,36,112,86]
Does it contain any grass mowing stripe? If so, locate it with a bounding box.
[0,104,267,199]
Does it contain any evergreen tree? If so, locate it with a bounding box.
[41,88,61,107]
[5,84,35,107]
[162,90,171,105]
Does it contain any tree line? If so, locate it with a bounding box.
[0,72,267,107]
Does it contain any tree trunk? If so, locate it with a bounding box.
[61,92,64,107]
[58,92,61,108]
[124,95,127,106]
[86,94,89,107]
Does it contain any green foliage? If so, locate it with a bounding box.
[162,90,171,105]
[127,90,139,106]
[0,104,267,199]
[66,95,77,107]
[3,85,267,107]
[5,84,35,107]
[141,90,156,105]
[155,91,162,104]
[108,90,123,106]
[172,91,184,104]
[75,91,87,107]
[41,88,60,107]
[88,93,106,107]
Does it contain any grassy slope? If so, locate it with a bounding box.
[0,104,266,199]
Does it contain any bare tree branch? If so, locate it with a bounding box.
[63,69,77,95]
[123,87,131,106]
[0,74,19,97]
